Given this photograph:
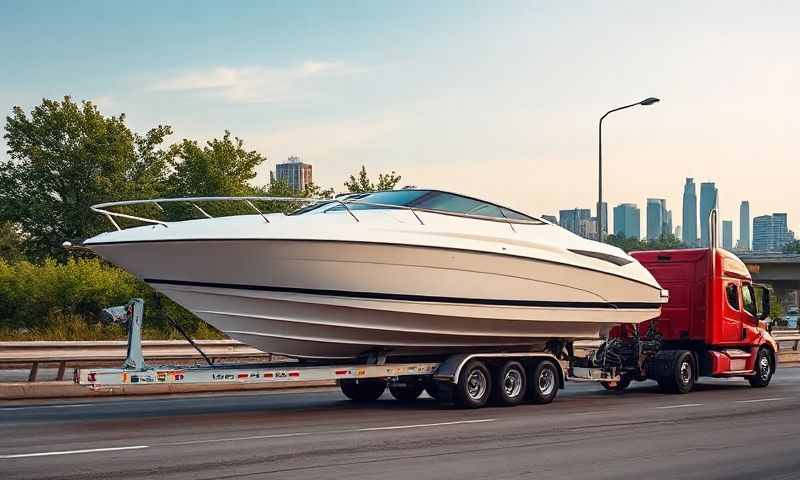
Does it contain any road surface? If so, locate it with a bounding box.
[2,368,800,480]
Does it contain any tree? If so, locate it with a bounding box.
[783,240,800,254]
[0,222,23,262]
[1,97,172,259]
[605,233,687,253]
[344,165,402,193]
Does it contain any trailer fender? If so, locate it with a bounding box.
[433,353,565,388]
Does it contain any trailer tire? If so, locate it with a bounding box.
[527,359,559,404]
[340,379,386,402]
[389,380,425,402]
[454,360,492,409]
[658,351,695,394]
[748,348,774,388]
[424,380,452,403]
[491,360,527,406]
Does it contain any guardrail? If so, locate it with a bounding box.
[3,334,800,383]
[0,340,271,382]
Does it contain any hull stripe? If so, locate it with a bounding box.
[144,278,662,310]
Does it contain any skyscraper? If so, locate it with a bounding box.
[559,208,591,236]
[699,182,718,247]
[597,202,608,239]
[722,220,733,250]
[646,199,664,240]
[272,156,313,192]
[663,208,673,237]
[738,201,750,250]
[753,213,796,251]
[613,203,640,239]
[682,178,697,247]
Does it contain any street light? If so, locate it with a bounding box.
[597,97,660,242]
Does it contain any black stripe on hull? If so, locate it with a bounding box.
[144,278,662,310]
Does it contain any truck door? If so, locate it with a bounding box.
[721,280,743,344]
[740,283,759,340]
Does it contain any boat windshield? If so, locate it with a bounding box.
[309,190,541,223]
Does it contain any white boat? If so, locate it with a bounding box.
[83,190,668,359]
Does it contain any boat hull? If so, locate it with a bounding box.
[89,239,664,359]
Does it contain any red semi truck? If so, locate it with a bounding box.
[571,247,778,393]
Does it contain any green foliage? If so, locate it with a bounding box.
[605,233,688,253]
[0,222,23,262]
[0,258,223,340]
[783,239,800,254]
[344,165,402,193]
[1,96,172,260]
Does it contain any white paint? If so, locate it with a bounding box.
[0,445,148,459]
[167,418,496,446]
[655,403,705,409]
[735,397,786,404]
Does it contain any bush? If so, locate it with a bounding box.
[0,258,224,340]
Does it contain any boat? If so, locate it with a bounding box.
[83,189,668,359]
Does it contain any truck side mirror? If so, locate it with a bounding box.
[757,285,771,321]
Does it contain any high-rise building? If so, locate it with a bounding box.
[272,156,313,192]
[559,208,593,239]
[613,203,640,239]
[682,178,698,247]
[738,201,750,250]
[753,213,796,252]
[675,225,682,240]
[647,198,667,240]
[598,202,608,239]
[699,182,718,247]
[722,220,733,250]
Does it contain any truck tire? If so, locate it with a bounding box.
[340,379,386,402]
[527,359,559,404]
[454,360,492,409]
[389,380,425,402]
[601,375,631,392]
[748,348,774,388]
[658,351,695,394]
[491,360,527,406]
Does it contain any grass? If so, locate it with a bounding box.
[0,312,227,341]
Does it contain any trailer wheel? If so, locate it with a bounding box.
[748,348,774,388]
[340,379,386,402]
[389,380,425,402]
[424,380,452,403]
[454,360,492,408]
[658,351,695,394]
[491,361,527,406]
[527,359,559,404]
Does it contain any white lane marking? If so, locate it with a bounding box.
[0,403,94,411]
[735,397,786,404]
[0,418,496,458]
[0,445,148,459]
[166,418,496,446]
[655,403,704,409]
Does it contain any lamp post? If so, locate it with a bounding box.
[597,97,660,242]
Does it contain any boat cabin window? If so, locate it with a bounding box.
[319,189,540,223]
[725,283,740,310]
[742,284,756,317]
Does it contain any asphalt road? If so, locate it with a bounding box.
[2,368,800,480]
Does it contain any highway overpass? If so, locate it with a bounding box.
[740,252,800,307]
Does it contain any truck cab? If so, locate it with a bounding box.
[630,248,777,382]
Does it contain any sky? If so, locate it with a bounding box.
[1,1,798,238]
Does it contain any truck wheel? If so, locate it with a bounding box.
[601,375,631,392]
[389,380,425,402]
[491,360,527,406]
[340,379,386,402]
[527,359,559,404]
[659,351,695,394]
[748,348,774,388]
[454,360,492,408]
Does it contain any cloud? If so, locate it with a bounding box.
[153,61,350,103]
